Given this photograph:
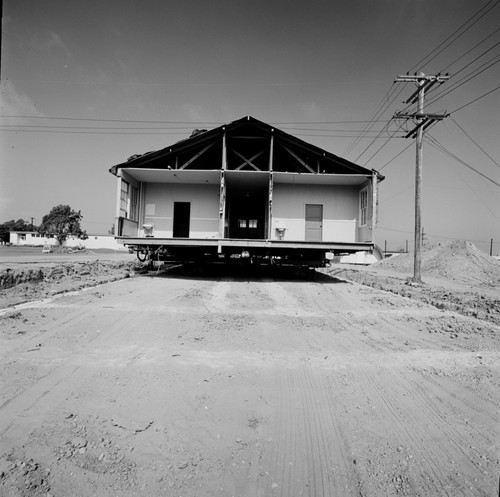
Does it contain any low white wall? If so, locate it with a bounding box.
[69,236,126,250]
[9,232,127,250]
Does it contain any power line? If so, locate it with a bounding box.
[409,0,499,72]
[440,26,500,73]
[450,84,500,113]
[0,124,205,131]
[358,123,399,165]
[378,186,414,204]
[393,49,500,120]
[392,9,500,118]
[0,127,401,139]
[425,134,500,188]
[345,84,410,157]
[427,134,500,223]
[378,225,499,245]
[0,114,391,126]
[378,141,414,171]
[275,120,391,124]
[0,129,191,136]
[0,119,398,137]
[451,118,500,169]
[339,3,499,164]
[0,115,224,125]
[426,54,500,108]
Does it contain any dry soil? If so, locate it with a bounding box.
[0,244,499,496]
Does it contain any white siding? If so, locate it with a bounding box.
[143,183,220,238]
[271,184,359,242]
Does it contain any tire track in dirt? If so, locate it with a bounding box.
[401,371,498,467]
[259,366,363,496]
[355,366,497,496]
[248,278,363,496]
[366,369,452,496]
[411,370,500,435]
[0,285,170,454]
[303,366,365,496]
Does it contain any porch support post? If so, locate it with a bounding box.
[268,172,274,240]
[222,129,227,170]
[138,181,145,231]
[267,133,274,239]
[115,170,123,236]
[218,171,226,242]
[371,170,378,244]
[219,130,227,241]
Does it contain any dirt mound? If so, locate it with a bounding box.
[376,240,500,287]
[0,260,139,309]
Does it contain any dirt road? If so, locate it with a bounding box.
[0,269,499,496]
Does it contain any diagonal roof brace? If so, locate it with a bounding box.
[282,145,316,174]
[233,149,265,171]
[179,142,216,169]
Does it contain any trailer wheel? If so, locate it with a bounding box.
[137,250,148,262]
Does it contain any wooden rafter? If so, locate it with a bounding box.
[233,149,265,171]
[179,142,215,170]
[282,145,316,174]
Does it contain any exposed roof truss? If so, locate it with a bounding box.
[110,116,383,181]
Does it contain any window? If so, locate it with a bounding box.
[248,219,258,229]
[120,180,139,221]
[359,188,368,226]
[130,185,138,220]
[238,219,247,228]
[120,181,129,218]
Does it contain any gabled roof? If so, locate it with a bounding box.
[110,116,383,180]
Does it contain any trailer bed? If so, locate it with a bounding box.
[117,236,374,268]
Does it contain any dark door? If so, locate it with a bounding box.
[173,202,190,238]
[305,204,323,241]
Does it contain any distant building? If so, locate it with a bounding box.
[8,232,126,251]
[9,231,46,246]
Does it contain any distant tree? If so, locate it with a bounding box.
[0,219,35,243]
[38,205,87,246]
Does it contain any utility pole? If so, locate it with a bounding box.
[393,72,450,283]
[0,0,3,81]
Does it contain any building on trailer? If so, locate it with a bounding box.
[109,116,384,268]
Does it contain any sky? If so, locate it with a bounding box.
[1,0,499,254]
